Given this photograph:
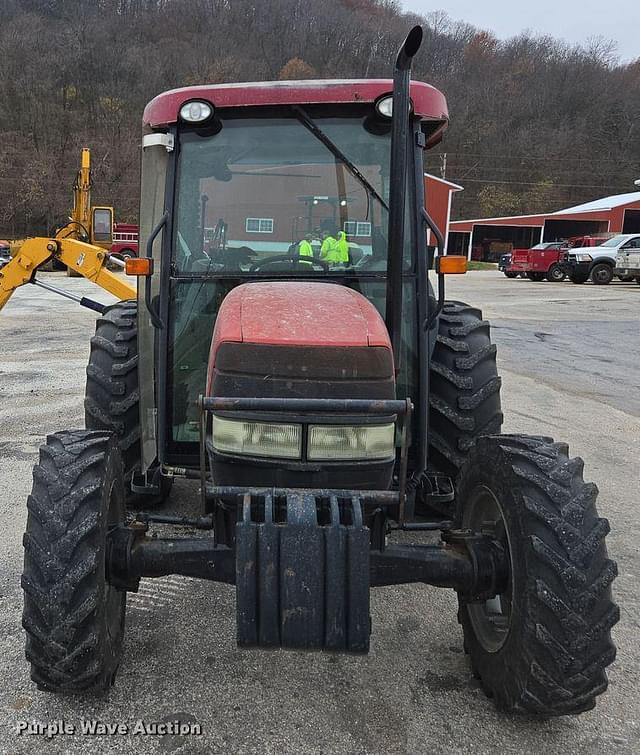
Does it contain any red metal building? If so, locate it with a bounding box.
[424,174,463,251]
[447,191,640,261]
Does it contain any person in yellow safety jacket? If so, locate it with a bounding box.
[298,234,314,258]
[336,230,350,264]
[320,230,339,263]
[297,233,314,265]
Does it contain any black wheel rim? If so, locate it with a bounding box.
[594,267,610,283]
[464,486,513,653]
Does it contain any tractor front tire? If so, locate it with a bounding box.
[428,301,503,481]
[22,431,126,693]
[456,434,618,715]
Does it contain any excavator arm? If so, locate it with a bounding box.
[0,237,136,312]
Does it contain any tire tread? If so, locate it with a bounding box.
[84,300,140,476]
[457,434,618,716]
[22,430,125,693]
[428,302,503,479]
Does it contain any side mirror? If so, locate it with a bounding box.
[91,207,113,244]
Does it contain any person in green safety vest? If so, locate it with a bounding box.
[297,233,314,265]
[320,229,339,263]
[298,233,314,258]
[336,230,350,264]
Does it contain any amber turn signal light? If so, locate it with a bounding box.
[125,257,154,276]
[436,255,467,274]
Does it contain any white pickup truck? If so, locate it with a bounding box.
[563,233,640,284]
[614,237,640,283]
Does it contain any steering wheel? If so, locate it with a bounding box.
[249,254,329,272]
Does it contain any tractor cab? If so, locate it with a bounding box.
[136,76,448,471]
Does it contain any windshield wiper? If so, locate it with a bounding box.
[292,105,389,212]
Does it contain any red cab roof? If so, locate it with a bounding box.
[143,79,448,145]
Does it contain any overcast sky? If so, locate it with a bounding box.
[400,1,638,62]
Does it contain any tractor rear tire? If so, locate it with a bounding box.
[85,300,141,478]
[84,300,172,505]
[22,430,126,693]
[456,434,618,715]
[428,301,503,481]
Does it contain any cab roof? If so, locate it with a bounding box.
[143,79,449,146]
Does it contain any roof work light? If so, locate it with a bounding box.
[179,100,214,123]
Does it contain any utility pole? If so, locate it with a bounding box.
[440,152,447,179]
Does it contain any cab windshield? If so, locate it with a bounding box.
[600,235,628,247]
[173,113,399,274]
[167,111,418,450]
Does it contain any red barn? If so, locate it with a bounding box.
[448,191,640,261]
[424,174,463,252]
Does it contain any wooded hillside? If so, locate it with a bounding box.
[1,0,638,236]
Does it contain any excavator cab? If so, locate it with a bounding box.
[91,206,114,246]
[22,27,617,714]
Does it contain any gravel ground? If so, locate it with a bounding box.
[0,271,637,754]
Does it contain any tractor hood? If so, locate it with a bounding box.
[209,281,391,364]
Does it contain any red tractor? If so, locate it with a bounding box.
[22,28,617,715]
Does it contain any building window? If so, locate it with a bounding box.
[344,221,371,237]
[246,217,274,233]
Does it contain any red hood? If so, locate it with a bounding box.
[211,281,390,351]
[206,282,392,395]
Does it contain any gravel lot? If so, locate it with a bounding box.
[0,271,638,754]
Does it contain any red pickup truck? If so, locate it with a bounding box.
[505,236,609,282]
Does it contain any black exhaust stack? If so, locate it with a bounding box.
[385,25,423,369]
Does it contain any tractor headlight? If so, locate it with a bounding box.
[307,424,395,461]
[211,416,302,459]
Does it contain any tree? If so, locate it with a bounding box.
[477,185,521,217]
[278,58,317,80]
[0,0,638,236]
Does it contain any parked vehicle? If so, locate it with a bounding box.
[16,27,618,715]
[0,241,10,270]
[111,223,139,260]
[507,241,568,281]
[614,237,640,283]
[563,233,640,284]
[498,252,518,277]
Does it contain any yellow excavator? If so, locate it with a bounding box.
[0,148,135,313]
